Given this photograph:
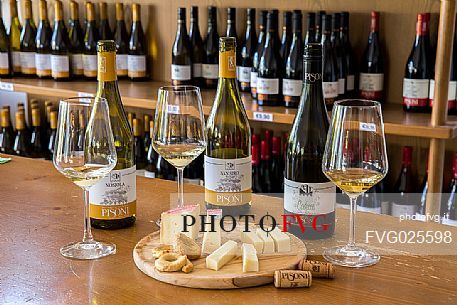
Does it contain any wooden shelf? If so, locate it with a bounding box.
[2,78,457,139]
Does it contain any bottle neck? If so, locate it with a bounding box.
[300,57,324,110]
[371,15,379,33]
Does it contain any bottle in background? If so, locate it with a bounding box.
[20,0,36,76]
[143,114,151,155]
[184,157,202,185]
[359,11,384,102]
[46,111,57,160]
[127,112,135,130]
[133,118,145,170]
[315,11,325,43]
[252,143,262,193]
[9,0,21,75]
[51,0,70,81]
[13,111,29,157]
[203,6,219,89]
[114,3,129,79]
[391,146,418,217]
[442,152,457,226]
[341,12,355,97]
[189,6,204,87]
[145,120,157,178]
[226,7,238,40]
[98,2,112,40]
[321,14,338,110]
[304,12,315,45]
[68,0,84,78]
[0,108,14,154]
[35,0,52,78]
[171,8,192,85]
[0,3,9,77]
[30,108,45,158]
[260,140,272,193]
[357,147,381,214]
[270,136,283,193]
[331,13,346,99]
[83,2,98,79]
[250,10,267,99]
[280,11,293,63]
[416,163,428,221]
[238,8,257,92]
[128,3,148,80]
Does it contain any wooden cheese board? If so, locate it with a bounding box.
[133,226,307,289]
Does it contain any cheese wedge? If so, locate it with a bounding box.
[201,209,222,254]
[242,243,259,272]
[240,230,263,253]
[159,205,200,245]
[206,240,238,271]
[255,228,275,254]
[269,227,291,253]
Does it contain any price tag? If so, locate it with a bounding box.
[0,82,14,91]
[359,122,377,132]
[253,111,273,122]
[78,92,94,98]
[167,105,180,114]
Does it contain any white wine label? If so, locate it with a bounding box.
[35,53,51,74]
[359,122,376,132]
[403,78,429,107]
[0,82,14,91]
[144,170,156,179]
[171,64,191,80]
[322,81,338,99]
[116,54,128,75]
[428,80,457,101]
[89,165,137,220]
[338,78,346,95]
[357,205,381,214]
[0,52,9,71]
[442,218,457,226]
[51,55,70,78]
[282,79,302,97]
[359,73,384,91]
[71,53,83,74]
[284,179,336,215]
[12,51,21,70]
[250,71,258,87]
[193,63,202,78]
[347,74,355,91]
[429,79,434,99]
[237,66,251,82]
[128,55,147,77]
[202,63,218,79]
[20,52,36,73]
[204,155,252,206]
[253,111,273,122]
[257,77,279,94]
[83,54,97,74]
[390,203,417,217]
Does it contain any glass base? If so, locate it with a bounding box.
[323,245,380,268]
[60,240,116,260]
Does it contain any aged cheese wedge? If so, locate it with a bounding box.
[255,228,275,254]
[269,227,291,253]
[201,209,222,254]
[206,240,238,271]
[242,243,259,272]
[159,205,200,245]
[240,230,263,253]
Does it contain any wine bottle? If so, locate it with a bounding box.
[283,10,303,108]
[0,4,10,77]
[83,2,98,79]
[99,2,112,40]
[46,110,57,160]
[51,0,70,80]
[30,107,45,158]
[280,11,292,63]
[442,152,457,226]
[0,108,14,154]
[35,0,52,78]
[68,0,84,78]
[252,144,262,193]
[238,8,257,92]
[250,10,267,99]
[20,0,37,76]
[264,129,273,153]
[391,146,418,217]
[145,121,157,179]
[314,11,325,43]
[331,13,347,99]
[90,40,136,229]
[257,11,282,106]
[341,12,356,97]
[260,140,272,193]
[304,12,315,45]
[270,136,283,193]
[359,12,384,101]
[13,111,29,157]
[143,114,151,155]
[133,118,146,170]
[321,15,338,110]
[403,13,432,113]
[202,6,219,89]
[226,8,237,38]
[9,0,21,75]
[128,4,147,80]
[114,3,129,79]
[189,6,204,87]
[205,37,252,215]
[357,147,381,214]
[284,43,335,240]
[171,8,192,85]
[416,165,428,221]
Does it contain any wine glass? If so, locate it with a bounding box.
[322,99,388,267]
[152,86,207,209]
[53,97,117,259]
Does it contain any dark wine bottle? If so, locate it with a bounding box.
[321,14,338,110]
[114,3,129,79]
[128,3,147,80]
[143,114,151,156]
[257,10,282,106]
[226,7,238,39]
[270,136,283,193]
[133,118,146,169]
[172,7,192,85]
[403,13,432,113]
[360,11,384,101]
[35,0,52,78]
[314,11,325,43]
[20,0,36,76]
[442,152,457,226]
[51,0,70,80]
[46,111,57,160]
[98,2,112,40]
[252,143,263,193]
[284,43,335,240]
[13,111,29,157]
[0,108,14,154]
[203,6,219,89]
[417,165,428,221]
[250,10,267,99]
[68,0,84,78]
[357,147,381,214]
[283,10,303,108]
[0,3,10,77]
[238,8,257,92]
[391,146,418,217]
[30,108,45,158]
[260,140,272,193]
[341,12,356,97]
[83,2,98,79]
[331,13,347,99]
[280,11,293,63]
[304,12,315,45]
[189,6,204,87]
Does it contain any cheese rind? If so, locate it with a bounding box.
[201,209,222,254]
[242,243,259,272]
[255,228,275,254]
[206,240,238,271]
[159,205,200,245]
[240,230,264,253]
[269,227,291,253]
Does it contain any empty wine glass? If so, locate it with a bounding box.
[53,97,117,259]
[322,99,388,267]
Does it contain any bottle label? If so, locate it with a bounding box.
[257,77,279,94]
[116,54,128,76]
[390,203,417,217]
[284,179,336,215]
[428,80,457,107]
[237,66,251,83]
[250,71,258,89]
[357,205,381,214]
[89,165,137,220]
[202,64,218,79]
[128,55,147,78]
[442,218,457,226]
[144,170,156,179]
[282,79,302,97]
[83,54,98,77]
[219,49,236,78]
[347,74,355,91]
[338,78,346,95]
[20,52,36,74]
[402,78,429,107]
[322,81,338,99]
[51,55,70,78]
[12,51,21,72]
[204,155,252,206]
[71,53,84,75]
[359,73,384,100]
[171,64,191,80]
[0,52,9,74]
[192,63,202,78]
[35,53,52,77]
[98,50,116,82]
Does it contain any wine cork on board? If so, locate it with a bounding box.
[298,260,335,279]
[274,270,312,288]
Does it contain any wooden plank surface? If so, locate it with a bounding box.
[0,156,457,304]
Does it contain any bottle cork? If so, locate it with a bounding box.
[274,270,312,288]
[298,259,335,279]
[132,118,142,137]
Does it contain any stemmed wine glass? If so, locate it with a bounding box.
[152,86,207,209]
[322,99,388,267]
[53,97,117,259]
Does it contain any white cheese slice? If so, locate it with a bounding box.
[242,243,259,272]
[269,227,291,253]
[159,205,200,245]
[255,228,275,254]
[206,240,238,271]
[201,209,222,254]
[240,230,264,253]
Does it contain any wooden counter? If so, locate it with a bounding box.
[0,156,457,304]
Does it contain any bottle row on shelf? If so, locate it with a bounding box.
[0,0,148,81]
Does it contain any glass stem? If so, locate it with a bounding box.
[83,189,94,243]
[177,167,184,208]
[348,195,358,248]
